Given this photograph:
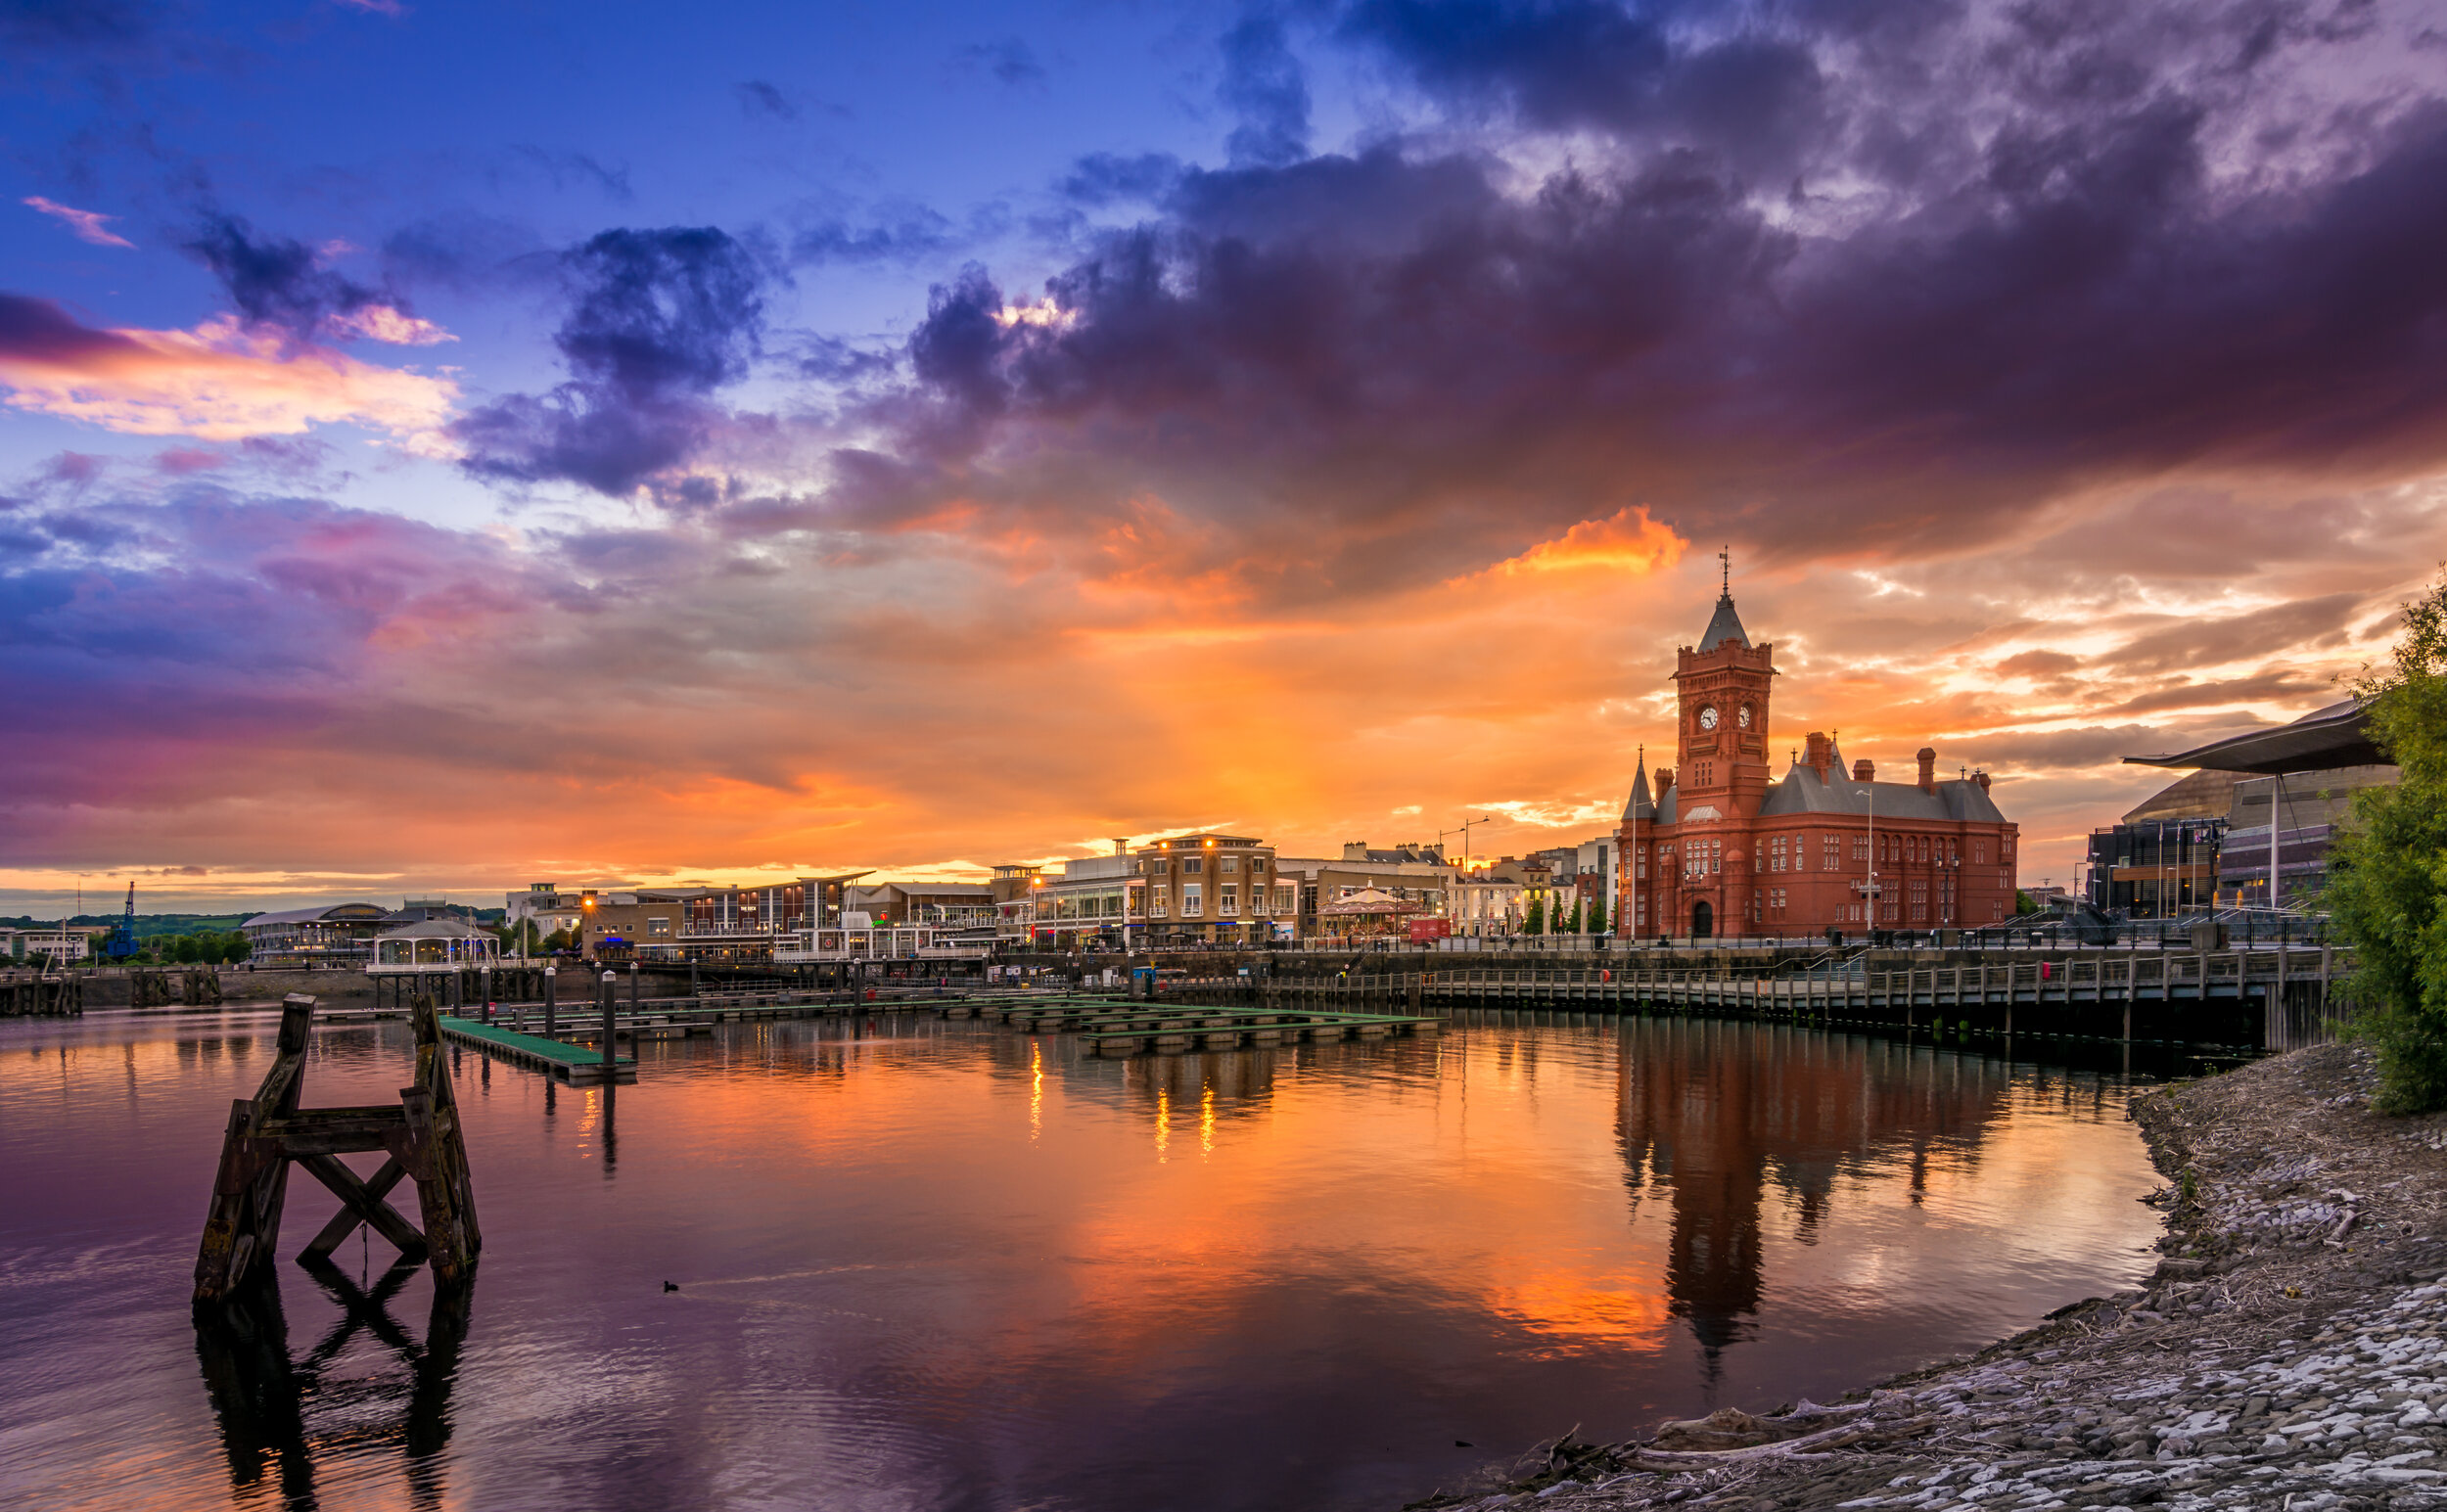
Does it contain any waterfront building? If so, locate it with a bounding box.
[846,880,996,925]
[3,926,97,962]
[2113,699,2400,912]
[1134,833,1295,946]
[1615,579,2019,939]
[239,901,394,967]
[1453,874,1525,937]
[1029,849,1138,947]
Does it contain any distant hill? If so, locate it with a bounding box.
[1,913,250,940]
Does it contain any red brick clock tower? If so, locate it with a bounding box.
[1668,551,1777,934]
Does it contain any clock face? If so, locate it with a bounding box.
[1698,706,1719,730]
[1737,705,1753,729]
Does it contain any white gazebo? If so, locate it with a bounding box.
[368,919,502,974]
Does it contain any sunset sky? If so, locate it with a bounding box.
[4,0,2444,914]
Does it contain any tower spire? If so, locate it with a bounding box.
[1720,545,1730,595]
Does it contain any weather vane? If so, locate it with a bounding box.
[1719,545,1731,594]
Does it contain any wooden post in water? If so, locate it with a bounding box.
[194,992,479,1301]
[601,972,618,1075]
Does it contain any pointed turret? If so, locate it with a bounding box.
[1699,590,1749,652]
[1622,755,1655,822]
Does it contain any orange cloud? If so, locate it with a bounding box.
[1479,506,1685,579]
[0,297,457,442]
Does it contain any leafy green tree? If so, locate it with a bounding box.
[1524,897,1545,936]
[169,935,199,964]
[2015,891,2042,915]
[219,933,252,964]
[2329,570,2447,1113]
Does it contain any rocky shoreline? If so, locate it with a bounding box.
[1418,1044,2447,1512]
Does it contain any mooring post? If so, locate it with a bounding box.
[543,966,557,1038]
[629,960,639,1015]
[602,972,618,1075]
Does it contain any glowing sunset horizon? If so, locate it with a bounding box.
[4,0,2441,915]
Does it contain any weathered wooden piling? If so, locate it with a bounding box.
[193,993,481,1303]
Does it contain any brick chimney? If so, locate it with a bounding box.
[1657,766,1676,795]
[1853,758,1874,781]
[1804,731,1832,778]
[1973,770,1992,793]
[1916,747,1937,793]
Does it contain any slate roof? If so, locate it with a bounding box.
[1698,592,1750,651]
[1622,756,1655,822]
[1757,759,2008,823]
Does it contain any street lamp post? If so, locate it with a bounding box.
[1855,784,1879,931]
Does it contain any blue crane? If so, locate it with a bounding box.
[104,882,139,959]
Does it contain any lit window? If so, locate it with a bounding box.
[1182,885,1203,916]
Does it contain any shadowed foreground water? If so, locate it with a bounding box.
[0,1008,2166,1512]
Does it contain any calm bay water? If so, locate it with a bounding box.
[0,1008,2165,1512]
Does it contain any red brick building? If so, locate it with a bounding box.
[1616,583,2019,939]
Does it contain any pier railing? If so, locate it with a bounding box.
[1154,943,2354,1051]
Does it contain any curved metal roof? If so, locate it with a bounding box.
[2122,699,2385,775]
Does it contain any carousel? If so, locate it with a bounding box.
[1314,887,1429,943]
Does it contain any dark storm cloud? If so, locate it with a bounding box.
[856,0,2447,595]
[452,226,770,498]
[1220,13,1312,167]
[0,290,131,363]
[182,214,389,341]
[1338,0,1826,176]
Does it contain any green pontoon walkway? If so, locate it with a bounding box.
[438,1016,637,1084]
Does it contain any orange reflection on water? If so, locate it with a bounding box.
[0,1009,2171,1512]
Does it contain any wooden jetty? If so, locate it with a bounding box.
[1,971,82,1017]
[194,994,480,1302]
[922,990,1441,1057]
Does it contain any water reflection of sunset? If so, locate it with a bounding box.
[1,1011,2167,1512]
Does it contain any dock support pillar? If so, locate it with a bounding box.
[543,967,557,1039]
[602,973,618,1075]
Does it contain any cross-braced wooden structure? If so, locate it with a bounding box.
[194,993,481,1302]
